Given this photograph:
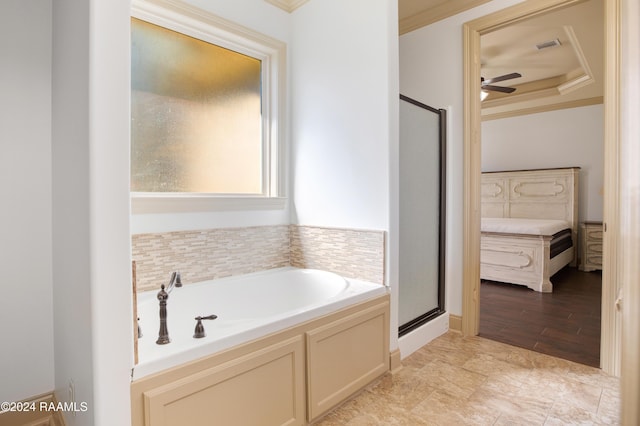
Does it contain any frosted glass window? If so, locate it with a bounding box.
[131,17,263,194]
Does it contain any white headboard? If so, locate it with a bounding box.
[481,167,580,239]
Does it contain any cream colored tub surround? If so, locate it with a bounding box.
[131,295,390,426]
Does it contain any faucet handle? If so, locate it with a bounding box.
[193,314,218,338]
[197,314,217,321]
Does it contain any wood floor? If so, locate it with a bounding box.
[479,266,602,367]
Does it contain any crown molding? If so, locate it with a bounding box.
[481,96,603,121]
[557,25,595,94]
[264,0,310,13]
[400,0,491,35]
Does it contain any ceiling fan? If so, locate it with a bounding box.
[481,72,522,94]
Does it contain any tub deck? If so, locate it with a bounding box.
[131,292,390,426]
[134,267,387,380]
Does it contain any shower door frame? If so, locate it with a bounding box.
[398,94,447,337]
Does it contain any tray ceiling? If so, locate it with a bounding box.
[399,0,604,118]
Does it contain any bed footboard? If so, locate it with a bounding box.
[481,232,554,292]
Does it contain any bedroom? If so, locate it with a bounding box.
[477,0,604,366]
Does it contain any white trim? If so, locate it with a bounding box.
[600,0,622,376]
[481,96,603,121]
[620,1,640,422]
[557,25,595,94]
[263,0,310,13]
[399,0,493,35]
[131,0,287,211]
[398,313,449,359]
[131,194,287,214]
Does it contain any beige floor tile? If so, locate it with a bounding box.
[566,362,622,392]
[523,369,603,414]
[545,402,611,425]
[417,359,488,399]
[411,390,500,425]
[596,387,622,425]
[462,352,533,387]
[313,332,620,425]
[364,367,437,410]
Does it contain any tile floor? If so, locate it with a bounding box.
[315,332,620,425]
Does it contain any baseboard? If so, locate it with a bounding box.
[398,313,449,359]
[0,392,66,426]
[389,348,402,374]
[449,314,462,332]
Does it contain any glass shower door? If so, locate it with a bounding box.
[398,95,446,335]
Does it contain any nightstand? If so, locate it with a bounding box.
[579,221,603,272]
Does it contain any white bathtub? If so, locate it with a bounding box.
[133,267,387,379]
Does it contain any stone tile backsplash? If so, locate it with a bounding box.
[132,225,290,292]
[132,225,385,292]
[290,226,385,284]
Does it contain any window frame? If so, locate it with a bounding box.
[130,0,287,214]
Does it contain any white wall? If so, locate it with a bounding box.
[482,105,604,222]
[52,0,132,424]
[290,0,399,347]
[0,0,54,403]
[400,0,524,317]
[290,0,394,231]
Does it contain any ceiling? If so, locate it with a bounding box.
[399,0,604,119]
[399,0,491,32]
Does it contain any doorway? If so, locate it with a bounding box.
[477,0,605,365]
[461,0,621,376]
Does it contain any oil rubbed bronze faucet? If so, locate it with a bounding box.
[193,314,218,339]
[156,284,170,344]
[167,271,182,292]
[156,272,182,345]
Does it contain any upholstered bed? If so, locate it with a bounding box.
[480,167,579,292]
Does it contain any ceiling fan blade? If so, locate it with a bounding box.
[483,72,522,85]
[483,84,516,94]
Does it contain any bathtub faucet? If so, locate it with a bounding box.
[156,272,182,345]
[167,271,183,293]
[156,284,170,345]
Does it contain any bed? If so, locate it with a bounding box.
[480,167,580,292]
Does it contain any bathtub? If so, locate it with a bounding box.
[133,267,387,379]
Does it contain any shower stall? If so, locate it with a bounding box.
[398,94,447,336]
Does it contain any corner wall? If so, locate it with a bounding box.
[52,0,132,424]
[290,0,393,231]
[290,0,398,348]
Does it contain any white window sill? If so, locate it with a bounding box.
[131,194,287,214]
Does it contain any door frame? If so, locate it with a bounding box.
[461,0,621,375]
